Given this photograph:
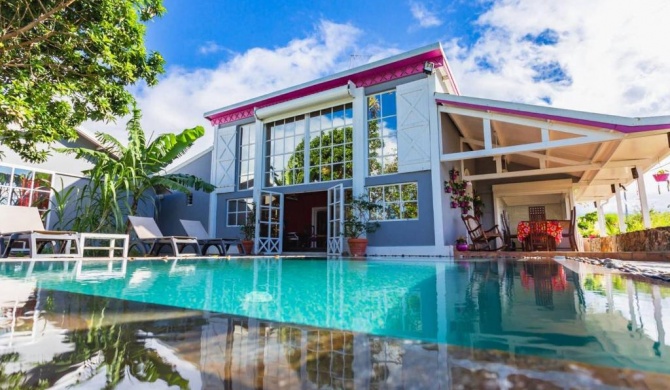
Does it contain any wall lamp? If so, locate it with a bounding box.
[611,184,616,194]
[186,193,193,206]
[631,167,639,179]
[423,61,435,75]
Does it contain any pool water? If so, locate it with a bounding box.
[1,257,669,389]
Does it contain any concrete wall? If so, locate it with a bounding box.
[365,170,435,247]
[156,150,213,236]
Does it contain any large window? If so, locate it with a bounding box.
[368,182,418,221]
[227,198,254,227]
[308,104,353,183]
[0,164,52,216]
[367,91,398,176]
[238,124,255,190]
[265,116,305,186]
[264,103,353,187]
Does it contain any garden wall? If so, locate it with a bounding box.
[583,227,670,252]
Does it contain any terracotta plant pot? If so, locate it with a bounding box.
[456,243,469,251]
[241,240,254,255]
[348,238,369,257]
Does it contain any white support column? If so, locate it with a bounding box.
[635,167,652,229]
[427,76,446,249]
[252,119,265,248]
[596,201,607,236]
[351,85,366,197]
[483,118,492,150]
[208,126,220,236]
[615,184,626,233]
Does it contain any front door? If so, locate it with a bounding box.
[327,184,344,255]
[256,190,283,254]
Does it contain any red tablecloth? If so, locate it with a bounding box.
[516,221,563,244]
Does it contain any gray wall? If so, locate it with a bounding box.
[156,150,213,235]
[365,170,435,247]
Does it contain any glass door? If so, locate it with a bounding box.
[327,184,344,255]
[257,190,283,254]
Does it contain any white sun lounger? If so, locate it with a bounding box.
[128,216,201,257]
[0,205,80,258]
[180,219,245,255]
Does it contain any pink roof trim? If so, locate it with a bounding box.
[437,99,670,134]
[208,49,446,126]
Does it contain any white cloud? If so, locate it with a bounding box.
[442,0,670,117]
[409,1,442,28]
[198,41,226,55]
[83,20,393,166]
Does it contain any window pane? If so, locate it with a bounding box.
[403,202,419,219]
[381,91,397,117]
[0,166,12,186]
[0,187,9,205]
[402,183,418,201]
[13,169,33,188]
[384,185,400,202]
[368,96,380,119]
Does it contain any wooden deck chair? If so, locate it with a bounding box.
[528,220,553,251]
[500,210,518,251]
[180,219,246,255]
[561,207,579,251]
[461,215,505,251]
[128,216,201,257]
[0,205,80,258]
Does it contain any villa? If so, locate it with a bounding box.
[157,42,670,256]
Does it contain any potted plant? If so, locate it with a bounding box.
[239,203,256,255]
[455,236,469,251]
[344,194,383,257]
[653,169,669,182]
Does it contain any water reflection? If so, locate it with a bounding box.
[0,258,669,388]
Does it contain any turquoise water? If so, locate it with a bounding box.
[1,257,669,375]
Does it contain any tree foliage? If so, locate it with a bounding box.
[0,0,165,163]
[58,106,214,233]
[578,209,670,237]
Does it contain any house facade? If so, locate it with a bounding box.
[160,42,670,255]
[0,130,99,230]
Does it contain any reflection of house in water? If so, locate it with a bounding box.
[0,259,669,388]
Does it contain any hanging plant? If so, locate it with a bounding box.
[445,168,473,214]
[653,169,669,182]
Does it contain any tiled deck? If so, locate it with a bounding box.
[456,250,670,262]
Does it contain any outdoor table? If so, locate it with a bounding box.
[79,233,129,258]
[516,221,563,249]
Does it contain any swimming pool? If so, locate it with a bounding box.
[1,257,668,389]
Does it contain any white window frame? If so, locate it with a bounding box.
[367,90,398,177]
[0,163,54,225]
[367,182,419,221]
[226,198,254,227]
[238,124,256,190]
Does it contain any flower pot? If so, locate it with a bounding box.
[653,173,669,182]
[241,240,254,255]
[456,243,469,251]
[348,238,369,257]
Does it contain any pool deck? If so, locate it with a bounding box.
[456,249,670,262]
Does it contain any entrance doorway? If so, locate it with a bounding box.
[282,191,328,252]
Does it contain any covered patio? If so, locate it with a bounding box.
[437,94,670,252]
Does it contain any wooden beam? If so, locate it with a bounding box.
[463,163,601,181]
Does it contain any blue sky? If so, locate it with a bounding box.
[145,0,488,70]
[85,0,670,213]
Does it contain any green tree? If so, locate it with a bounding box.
[0,0,165,163]
[577,211,598,237]
[59,106,214,233]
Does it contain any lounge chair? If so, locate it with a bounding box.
[0,205,80,258]
[128,216,201,257]
[180,219,245,255]
[461,215,505,251]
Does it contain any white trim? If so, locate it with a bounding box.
[254,82,355,123]
[436,93,670,128]
[167,146,213,174]
[351,85,366,197]
[366,245,447,257]
[205,43,443,118]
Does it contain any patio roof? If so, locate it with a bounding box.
[436,94,670,203]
